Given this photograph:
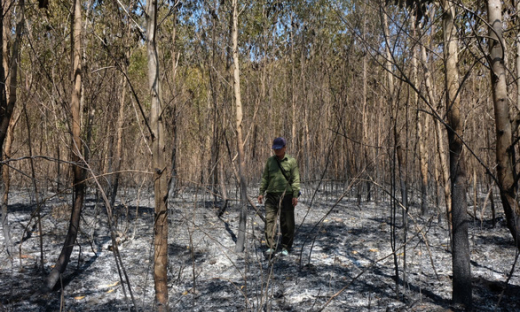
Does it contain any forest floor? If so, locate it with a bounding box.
[1,186,520,311]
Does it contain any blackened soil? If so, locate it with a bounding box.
[1,188,519,311]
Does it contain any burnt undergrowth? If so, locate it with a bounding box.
[0,188,519,311]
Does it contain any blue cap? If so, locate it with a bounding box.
[272,137,286,150]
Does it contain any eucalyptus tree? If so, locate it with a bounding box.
[380,3,405,295]
[145,0,171,308]
[46,0,86,291]
[440,0,472,308]
[0,0,24,257]
[206,0,226,205]
[384,0,471,308]
[487,0,520,250]
[102,0,137,208]
[232,0,249,253]
[412,12,429,216]
[417,5,449,218]
[517,0,520,112]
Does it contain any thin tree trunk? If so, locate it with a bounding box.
[421,40,451,221]
[1,3,7,86]
[418,101,429,216]
[146,0,169,309]
[218,156,228,215]
[46,0,86,291]
[473,168,477,220]
[517,0,520,112]
[442,0,472,308]
[170,104,178,199]
[486,127,496,227]
[232,0,248,253]
[362,6,370,202]
[1,109,18,257]
[0,0,24,257]
[209,4,221,205]
[488,0,520,248]
[414,18,428,216]
[433,140,441,222]
[382,6,401,297]
[110,77,126,207]
[169,9,179,199]
[290,12,297,147]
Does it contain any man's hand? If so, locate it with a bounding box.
[258,195,263,204]
[292,197,298,207]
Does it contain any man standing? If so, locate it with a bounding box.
[258,137,300,256]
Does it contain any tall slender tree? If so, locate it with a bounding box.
[145,0,169,309]
[0,0,24,257]
[46,0,86,291]
[232,0,248,253]
[441,0,472,308]
[146,0,170,309]
[488,0,520,248]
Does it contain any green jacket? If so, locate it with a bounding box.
[259,154,300,198]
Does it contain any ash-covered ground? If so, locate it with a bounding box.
[1,186,520,311]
